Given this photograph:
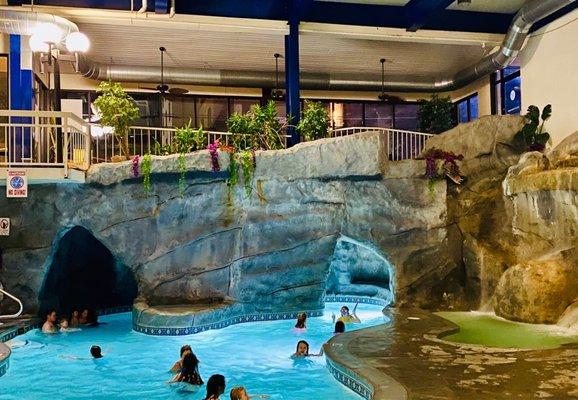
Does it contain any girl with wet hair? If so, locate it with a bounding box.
[204,374,226,400]
[170,352,203,386]
[294,313,307,330]
[292,340,323,358]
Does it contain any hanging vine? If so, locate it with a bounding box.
[141,153,152,194]
[239,150,255,197]
[177,153,187,196]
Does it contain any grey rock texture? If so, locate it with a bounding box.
[0,132,453,315]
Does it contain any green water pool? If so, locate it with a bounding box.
[436,312,578,350]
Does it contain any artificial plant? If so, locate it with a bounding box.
[514,104,552,152]
[227,100,285,151]
[423,148,464,195]
[417,94,455,134]
[93,81,140,158]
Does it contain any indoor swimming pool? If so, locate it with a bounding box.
[0,303,388,399]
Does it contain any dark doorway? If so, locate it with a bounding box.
[39,226,137,316]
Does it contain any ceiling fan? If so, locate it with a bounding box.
[271,52,285,101]
[142,47,189,96]
[377,58,404,103]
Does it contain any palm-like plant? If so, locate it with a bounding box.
[514,105,552,152]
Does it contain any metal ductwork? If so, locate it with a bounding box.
[1,0,575,92]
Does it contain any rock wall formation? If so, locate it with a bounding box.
[0,132,456,315]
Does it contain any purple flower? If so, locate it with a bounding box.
[132,155,140,178]
[208,139,221,172]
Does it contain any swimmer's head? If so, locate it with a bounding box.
[334,321,345,334]
[90,345,103,359]
[295,340,309,356]
[340,306,350,317]
[60,318,69,329]
[230,387,249,400]
[180,344,192,357]
[81,309,89,319]
[46,310,57,323]
[295,313,307,329]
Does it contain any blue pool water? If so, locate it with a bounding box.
[0,303,388,400]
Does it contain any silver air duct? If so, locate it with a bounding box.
[1,0,575,92]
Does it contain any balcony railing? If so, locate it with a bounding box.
[331,127,434,161]
[0,110,91,175]
[0,111,432,176]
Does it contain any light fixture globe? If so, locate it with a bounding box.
[65,32,90,53]
[28,34,49,53]
[34,22,63,45]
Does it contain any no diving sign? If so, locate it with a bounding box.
[0,218,9,236]
[7,169,27,198]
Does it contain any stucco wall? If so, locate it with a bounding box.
[520,9,578,145]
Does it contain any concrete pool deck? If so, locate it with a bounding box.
[325,308,578,399]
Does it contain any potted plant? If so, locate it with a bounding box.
[514,105,552,152]
[417,94,456,134]
[93,81,140,161]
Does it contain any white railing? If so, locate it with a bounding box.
[0,110,92,173]
[0,286,24,325]
[331,127,434,161]
[92,125,291,162]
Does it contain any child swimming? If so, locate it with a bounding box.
[170,352,203,386]
[293,313,307,330]
[291,340,323,358]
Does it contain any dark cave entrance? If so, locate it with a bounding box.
[39,226,137,316]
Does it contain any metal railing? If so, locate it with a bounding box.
[92,125,291,162]
[0,110,92,174]
[0,286,24,325]
[331,127,434,161]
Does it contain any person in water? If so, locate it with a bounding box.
[230,386,270,400]
[335,303,361,324]
[204,374,226,400]
[90,345,103,359]
[59,317,70,332]
[170,352,203,386]
[70,310,80,327]
[170,345,194,372]
[292,340,323,358]
[79,309,90,325]
[42,310,58,334]
[294,313,307,330]
[334,320,346,335]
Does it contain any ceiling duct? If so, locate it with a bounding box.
[0,0,575,92]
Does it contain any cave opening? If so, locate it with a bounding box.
[326,236,395,305]
[39,226,137,316]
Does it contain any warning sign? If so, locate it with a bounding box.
[0,218,9,236]
[7,170,27,198]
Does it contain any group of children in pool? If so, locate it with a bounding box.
[41,308,98,334]
[40,303,361,399]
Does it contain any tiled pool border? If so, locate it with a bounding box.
[133,309,325,336]
[326,355,374,400]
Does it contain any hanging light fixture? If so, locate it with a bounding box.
[272,53,283,100]
[65,32,90,53]
[378,58,388,101]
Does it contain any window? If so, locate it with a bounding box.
[394,104,419,131]
[365,104,393,128]
[455,93,478,123]
[492,66,521,115]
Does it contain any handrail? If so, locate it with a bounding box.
[0,287,24,324]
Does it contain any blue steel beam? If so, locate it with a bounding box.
[155,0,169,14]
[10,0,514,34]
[404,0,456,32]
[284,20,301,146]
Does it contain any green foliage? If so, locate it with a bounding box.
[177,153,186,196]
[514,104,552,152]
[174,120,207,154]
[239,150,254,197]
[297,101,330,141]
[154,142,172,156]
[141,153,152,193]
[227,100,284,151]
[94,81,140,157]
[417,94,455,134]
[227,152,238,187]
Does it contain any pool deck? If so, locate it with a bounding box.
[325,308,578,399]
[0,316,39,378]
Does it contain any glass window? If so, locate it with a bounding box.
[334,103,363,128]
[503,76,521,115]
[231,98,259,116]
[394,104,419,131]
[196,97,229,131]
[456,94,478,123]
[169,96,195,128]
[365,103,393,128]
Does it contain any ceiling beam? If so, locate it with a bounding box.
[404,0,456,32]
[10,0,515,34]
